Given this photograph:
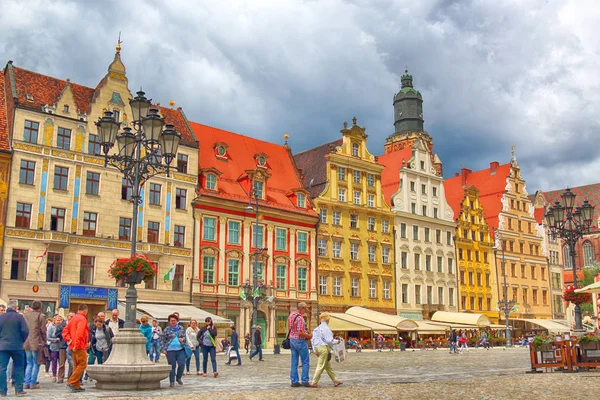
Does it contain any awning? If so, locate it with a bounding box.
[431,311,491,327]
[328,314,372,332]
[490,324,513,330]
[329,313,397,334]
[575,281,600,294]
[118,302,233,327]
[345,306,418,331]
[415,320,448,334]
[512,318,571,333]
[427,321,479,330]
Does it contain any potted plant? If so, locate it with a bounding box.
[532,335,553,352]
[108,254,158,284]
[562,286,592,305]
[578,334,600,350]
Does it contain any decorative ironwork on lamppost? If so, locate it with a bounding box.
[494,234,515,347]
[544,188,595,331]
[97,90,182,328]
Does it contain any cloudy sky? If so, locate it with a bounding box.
[1,0,599,192]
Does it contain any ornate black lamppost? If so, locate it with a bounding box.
[544,189,595,331]
[494,235,515,347]
[96,90,181,328]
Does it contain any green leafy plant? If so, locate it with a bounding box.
[532,335,553,348]
[108,254,158,282]
[578,334,600,345]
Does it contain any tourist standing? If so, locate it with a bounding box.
[459,332,469,352]
[249,326,263,361]
[44,318,53,377]
[90,318,113,364]
[288,302,312,387]
[185,319,200,375]
[52,315,67,383]
[63,304,90,393]
[149,320,162,363]
[0,300,29,397]
[310,313,342,388]
[138,316,152,356]
[106,309,124,335]
[225,326,241,366]
[197,317,218,378]
[448,329,458,354]
[47,315,63,383]
[160,314,186,387]
[23,300,46,390]
[244,333,251,354]
[377,333,384,352]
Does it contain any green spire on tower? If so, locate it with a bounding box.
[393,68,424,133]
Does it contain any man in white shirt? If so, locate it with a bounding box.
[105,309,124,334]
[310,313,342,388]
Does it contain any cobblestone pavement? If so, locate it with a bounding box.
[8,347,600,399]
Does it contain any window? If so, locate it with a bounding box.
[172,264,184,291]
[401,251,408,269]
[298,267,307,292]
[447,231,452,245]
[15,203,32,228]
[82,212,97,236]
[424,227,430,242]
[19,160,35,185]
[173,188,186,210]
[460,271,465,284]
[449,288,455,306]
[438,287,444,304]
[542,290,548,305]
[421,184,426,195]
[228,259,240,286]
[206,174,217,190]
[368,194,374,208]
[118,217,131,240]
[383,281,391,299]
[420,161,425,170]
[433,187,437,196]
[350,214,358,228]
[297,193,306,208]
[433,208,438,218]
[333,211,341,225]
[400,223,407,238]
[253,262,264,282]
[411,203,416,214]
[583,242,594,266]
[338,167,345,181]
[382,219,389,233]
[354,191,361,205]
[467,249,472,261]
[414,253,421,270]
[541,266,546,280]
[352,143,359,156]
[532,289,538,305]
[470,296,475,310]
[425,255,432,271]
[531,265,536,279]
[333,276,342,296]
[401,284,408,303]
[50,207,66,232]
[269,228,284,250]
[112,109,119,121]
[468,271,473,285]
[253,181,264,199]
[121,178,133,200]
[275,264,286,289]
[88,134,101,155]
[297,232,308,253]
[485,273,490,287]
[252,224,264,248]
[85,171,100,195]
[511,263,516,277]
[426,286,433,304]
[448,258,454,274]
[228,221,240,244]
[148,183,161,205]
[319,275,328,295]
[319,209,327,223]
[333,242,341,258]
[415,285,421,304]
[57,127,71,150]
[23,120,39,143]
[484,252,488,263]
[45,252,62,283]
[367,174,374,187]
[202,256,215,284]
[368,245,376,262]
[352,278,359,297]
[382,247,390,263]
[437,256,443,273]
[521,264,526,278]
[10,249,28,281]
[522,288,528,304]
[369,279,377,298]
[339,188,346,202]
[203,217,216,241]
[476,272,482,286]
[563,246,572,269]
[176,154,188,173]
[368,217,375,231]
[79,255,94,285]
[318,240,327,257]
[350,243,359,260]
[174,225,185,247]
[54,166,68,190]
[353,170,360,183]
[410,181,415,192]
[413,225,419,240]
[459,248,463,260]
[147,221,160,243]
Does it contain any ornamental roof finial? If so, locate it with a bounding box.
[116,31,122,54]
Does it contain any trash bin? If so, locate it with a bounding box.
[274,344,281,355]
[400,342,406,351]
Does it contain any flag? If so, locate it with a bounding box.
[266,295,274,303]
[239,292,247,301]
[36,244,49,259]
[163,263,176,282]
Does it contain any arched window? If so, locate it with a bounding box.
[583,241,594,266]
[352,143,359,157]
[563,245,572,269]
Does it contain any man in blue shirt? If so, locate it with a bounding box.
[0,300,30,396]
[225,326,241,366]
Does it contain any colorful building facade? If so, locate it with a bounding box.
[294,118,396,314]
[0,46,199,315]
[0,71,10,269]
[191,123,318,347]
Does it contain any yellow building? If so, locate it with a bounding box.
[0,71,10,264]
[445,185,498,323]
[0,45,199,316]
[294,118,396,314]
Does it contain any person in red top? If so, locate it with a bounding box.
[288,302,312,387]
[62,304,89,393]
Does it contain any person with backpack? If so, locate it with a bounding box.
[159,314,186,388]
[197,317,218,378]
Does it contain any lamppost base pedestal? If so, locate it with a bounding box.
[86,329,170,390]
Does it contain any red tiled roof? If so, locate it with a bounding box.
[190,121,317,216]
[563,270,584,285]
[539,183,600,228]
[293,139,342,199]
[0,71,9,152]
[7,65,197,148]
[443,163,512,229]
[378,147,413,206]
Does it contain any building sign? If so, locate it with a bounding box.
[399,312,423,320]
[59,285,118,310]
[17,300,55,317]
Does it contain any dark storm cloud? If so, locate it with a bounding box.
[1,0,599,191]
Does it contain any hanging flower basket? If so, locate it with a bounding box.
[562,286,592,304]
[108,254,158,284]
